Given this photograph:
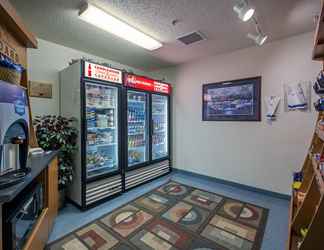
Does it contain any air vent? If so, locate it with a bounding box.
[177,31,206,45]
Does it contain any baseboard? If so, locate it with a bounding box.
[172,168,291,201]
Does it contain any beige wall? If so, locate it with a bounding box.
[28,32,321,195]
[27,39,147,116]
[154,32,321,195]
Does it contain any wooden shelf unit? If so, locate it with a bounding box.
[0,0,38,147]
[313,0,324,61]
[287,112,324,250]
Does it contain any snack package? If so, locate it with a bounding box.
[0,53,24,73]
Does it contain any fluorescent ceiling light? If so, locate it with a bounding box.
[79,3,162,51]
[247,33,268,46]
[233,0,255,22]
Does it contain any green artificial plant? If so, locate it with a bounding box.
[33,115,78,189]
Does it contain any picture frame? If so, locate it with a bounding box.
[202,76,261,121]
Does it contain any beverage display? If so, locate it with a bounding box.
[60,60,126,209]
[127,91,148,166]
[152,94,168,160]
[86,82,118,178]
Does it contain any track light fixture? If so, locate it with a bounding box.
[233,0,255,22]
[247,33,267,46]
[247,18,268,46]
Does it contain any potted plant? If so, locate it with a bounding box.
[33,115,78,209]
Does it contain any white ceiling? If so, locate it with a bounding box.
[10,0,320,71]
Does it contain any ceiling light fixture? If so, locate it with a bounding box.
[233,0,255,22]
[247,33,267,46]
[247,18,268,46]
[79,3,162,51]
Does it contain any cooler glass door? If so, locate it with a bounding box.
[85,82,119,179]
[152,94,168,160]
[127,91,149,167]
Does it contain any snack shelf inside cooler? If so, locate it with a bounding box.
[88,127,116,131]
[87,105,116,109]
[88,143,116,148]
[88,164,117,173]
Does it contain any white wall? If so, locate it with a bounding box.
[27,39,147,116]
[157,32,321,195]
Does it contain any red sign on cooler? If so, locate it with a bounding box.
[124,74,171,94]
[84,61,122,84]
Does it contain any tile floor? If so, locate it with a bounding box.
[48,171,289,250]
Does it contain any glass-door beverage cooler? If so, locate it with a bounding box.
[124,74,172,190]
[60,60,124,209]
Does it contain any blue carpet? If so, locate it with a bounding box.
[48,172,289,250]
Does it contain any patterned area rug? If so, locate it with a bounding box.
[47,181,269,250]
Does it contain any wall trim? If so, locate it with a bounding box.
[173,168,291,201]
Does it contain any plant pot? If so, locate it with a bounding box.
[58,189,66,210]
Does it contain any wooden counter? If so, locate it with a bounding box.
[0,152,59,250]
[22,156,58,250]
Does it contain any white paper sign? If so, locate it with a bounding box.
[84,61,122,84]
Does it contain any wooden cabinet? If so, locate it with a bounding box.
[22,209,49,250]
[47,157,59,230]
[22,157,59,250]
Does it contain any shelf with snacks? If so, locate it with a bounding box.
[311,157,324,195]
[290,233,303,250]
[315,113,324,141]
[315,127,324,141]
[313,0,324,61]
[292,175,320,229]
[87,143,117,150]
[128,99,145,104]
[87,127,116,132]
[287,111,324,250]
[289,176,322,250]
[287,8,324,248]
[86,105,116,110]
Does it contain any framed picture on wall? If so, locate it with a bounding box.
[202,76,261,121]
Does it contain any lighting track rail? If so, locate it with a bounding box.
[233,0,268,46]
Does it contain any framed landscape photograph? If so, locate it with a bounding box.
[202,77,261,121]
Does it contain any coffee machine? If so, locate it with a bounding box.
[0,80,30,188]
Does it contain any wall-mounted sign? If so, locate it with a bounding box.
[29,81,53,98]
[84,61,122,84]
[124,74,171,94]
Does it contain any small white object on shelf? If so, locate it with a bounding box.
[29,147,45,156]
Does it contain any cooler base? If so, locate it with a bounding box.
[85,174,123,206]
[125,160,170,190]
